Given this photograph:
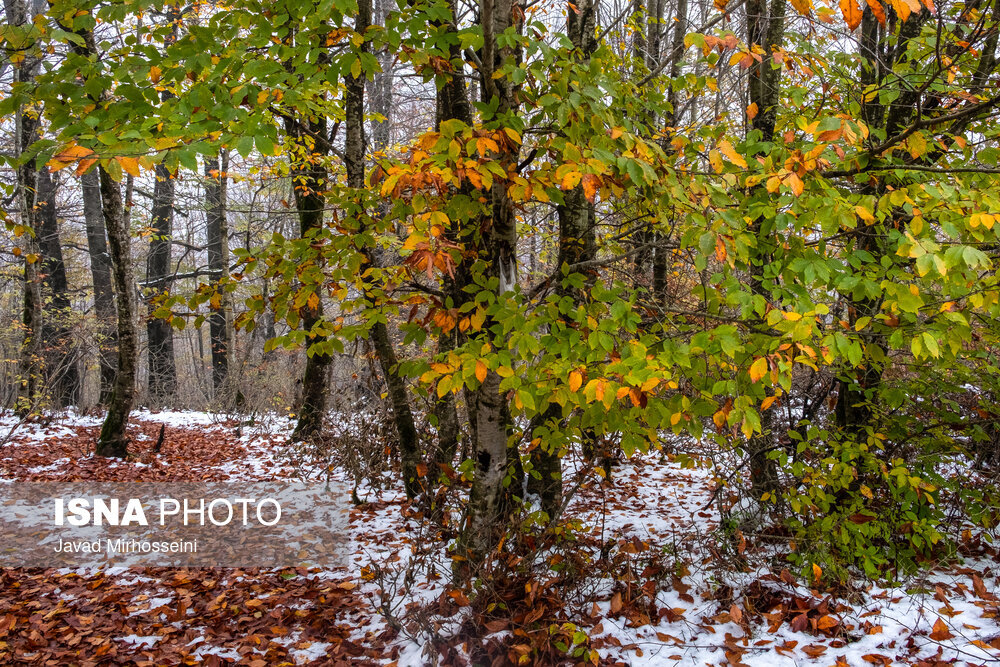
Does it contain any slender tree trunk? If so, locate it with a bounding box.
[10,0,43,415]
[82,170,117,404]
[287,119,333,441]
[836,10,929,433]
[206,151,233,398]
[347,0,422,497]
[96,166,137,458]
[37,169,80,407]
[430,0,473,477]
[526,0,600,516]
[743,0,786,497]
[145,162,177,406]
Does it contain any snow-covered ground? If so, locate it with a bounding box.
[1,409,998,666]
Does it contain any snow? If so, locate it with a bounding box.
[118,634,160,649]
[2,409,998,666]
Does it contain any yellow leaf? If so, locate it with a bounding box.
[719,140,748,168]
[855,205,875,222]
[475,360,487,383]
[790,0,812,15]
[560,170,582,190]
[812,563,823,583]
[149,65,162,83]
[749,357,769,383]
[708,150,724,173]
[568,370,583,393]
[119,156,141,177]
[907,132,927,159]
[783,311,803,321]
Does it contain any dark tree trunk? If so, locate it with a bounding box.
[37,169,80,407]
[96,166,137,458]
[82,170,117,404]
[287,126,332,440]
[348,0,422,497]
[206,152,232,397]
[743,0,786,497]
[286,121,332,440]
[145,162,177,406]
[429,0,473,479]
[526,0,600,516]
[10,0,42,414]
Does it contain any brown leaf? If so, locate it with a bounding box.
[929,617,953,641]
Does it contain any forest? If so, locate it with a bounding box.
[1,0,1000,662]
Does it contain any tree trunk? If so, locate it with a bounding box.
[348,0,422,497]
[462,0,524,561]
[287,120,332,441]
[37,169,80,407]
[430,0,473,478]
[82,170,117,405]
[526,0,600,516]
[206,151,233,398]
[145,162,177,406]
[10,0,43,415]
[96,166,137,458]
[743,0,786,497]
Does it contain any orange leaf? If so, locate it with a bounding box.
[746,102,759,120]
[714,237,727,262]
[581,173,600,203]
[786,172,804,196]
[817,615,839,630]
[865,0,887,24]
[930,617,953,641]
[475,360,487,383]
[730,604,743,624]
[569,370,583,393]
[840,0,863,29]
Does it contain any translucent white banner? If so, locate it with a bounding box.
[0,482,351,567]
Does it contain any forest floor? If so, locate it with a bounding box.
[0,410,998,666]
